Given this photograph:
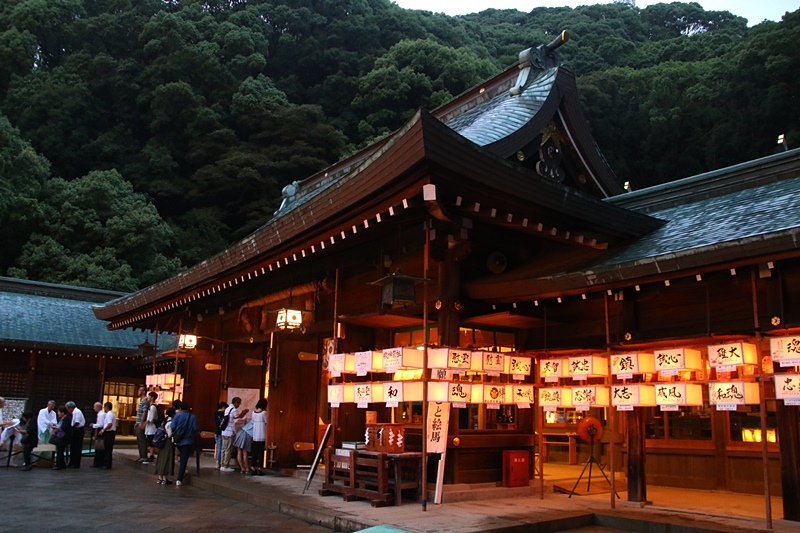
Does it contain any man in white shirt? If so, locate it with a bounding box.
[98,402,117,469]
[37,400,57,442]
[144,391,158,463]
[66,401,86,468]
[91,402,106,468]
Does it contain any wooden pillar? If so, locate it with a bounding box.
[437,256,461,346]
[25,350,37,410]
[627,407,647,502]
[98,355,106,402]
[777,403,800,521]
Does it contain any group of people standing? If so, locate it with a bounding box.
[0,396,116,471]
[133,386,198,486]
[215,396,268,475]
[3,389,270,481]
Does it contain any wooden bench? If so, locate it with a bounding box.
[541,433,579,465]
[320,448,421,507]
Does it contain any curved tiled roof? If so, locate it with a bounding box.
[1,279,167,355]
[446,67,558,147]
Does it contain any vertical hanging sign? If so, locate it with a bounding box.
[426,402,450,454]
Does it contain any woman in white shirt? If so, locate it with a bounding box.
[250,399,268,476]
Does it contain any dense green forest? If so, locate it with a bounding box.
[0,0,798,291]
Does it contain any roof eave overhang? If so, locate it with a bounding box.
[94,111,437,326]
[0,338,141,358]
[466,228,800,303]
[95,109,660,329]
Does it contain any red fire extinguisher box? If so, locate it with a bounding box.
[502,450,530,488]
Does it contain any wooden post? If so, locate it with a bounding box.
[421,220,430,511]
[604,292,616,509]
[777,403,800,521]
[331,269,341,451]
[627,407,646,503]
[751,270,773,530]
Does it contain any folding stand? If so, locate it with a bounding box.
[568,433,619,498]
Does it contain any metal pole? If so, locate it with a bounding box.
[421,220,430,511]
[752,270,773,530]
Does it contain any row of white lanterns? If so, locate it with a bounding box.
[327,380,761,411]
[327,338,800,410]
[328,348,530,377]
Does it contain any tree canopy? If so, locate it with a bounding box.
[0,0,797,290]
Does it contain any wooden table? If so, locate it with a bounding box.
[320,448,422,506]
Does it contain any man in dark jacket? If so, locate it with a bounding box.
[169,401,198,486]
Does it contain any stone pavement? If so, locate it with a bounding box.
[4,448,800,533]
[0,454,332,532]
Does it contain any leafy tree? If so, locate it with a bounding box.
[0,113,49,274]
[9,169,182,290]
[352,38,496,139]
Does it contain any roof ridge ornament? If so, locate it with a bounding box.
[275,180,301,215]
[510,30,570,97]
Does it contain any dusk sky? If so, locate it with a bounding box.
[392,1,795,26]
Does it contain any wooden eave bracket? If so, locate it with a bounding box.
[461,207,607,250]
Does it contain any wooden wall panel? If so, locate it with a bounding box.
[726,453,782,494]
[267,334,320,468]
[183,349,222,435]
[642,448,718,489]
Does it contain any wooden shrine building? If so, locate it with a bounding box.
[93,34,800,517]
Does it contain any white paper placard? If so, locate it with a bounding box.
[357,402,368,408]
[545,376,559,383]
[660,404,679,411]
[516,403,531,409]
[617,405,634,411]
[617,372,633,380]
[715,404,737,411]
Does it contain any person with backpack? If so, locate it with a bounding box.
[170,401,198,486]
[213,401,228,470]
[153,407,175,485]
